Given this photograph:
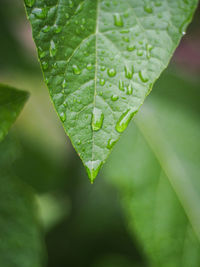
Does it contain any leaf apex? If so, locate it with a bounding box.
[85,160,102,182]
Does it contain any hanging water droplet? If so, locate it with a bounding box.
[124,65,134,79]
[99,78,105,86]
[86,63,93,70]
[144,5,153,13]
[119,80,125,91]
[42,25,50,33]
[127,44,136,52]
[107,138,117,149]
[25,0,35,8]
[114,13,124,27]
[85,160,102,183]
[32,7,47,19]
[54,25,62,33]
[75,2,84,14]
[126,83,133,95]
[42,61,48,70]
[72,65,81,75]
[62,79,67,88]
[139,70,149,83]
[60,112,66,122]
[116,109,137,133]
[49,40,57,57]
[107,68,116,77]
[111,94,119,101]
[92,108,104,131]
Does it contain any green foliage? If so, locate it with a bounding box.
[24,0,198,181]
[0,84,29,142]
[105,70,200,266]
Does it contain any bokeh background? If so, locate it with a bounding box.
[0,0,200,266]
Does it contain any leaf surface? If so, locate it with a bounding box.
[105,71,200,266]
[24,0,198,181]
[0,84,29,142]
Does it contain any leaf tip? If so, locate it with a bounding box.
[85,160,102,182]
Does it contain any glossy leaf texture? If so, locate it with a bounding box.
[0,84,29,142]
[24,0,198,181]
[105,71,200,266]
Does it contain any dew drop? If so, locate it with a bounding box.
[85,160,102,183]
[62,79,67,88]
[146,43,153,59]
[137,49,143,56]
[42,25,50,33]
[54,25,62,33]
[72,64,81,75]
[49,40,57,57]
[99,78,105,86]
[32,7,47,19]
[116,109,137,133]
[92,108,104,131]
[127,44,136,52]
[69,0,74,8]
[114,13,124,27]
[119,80,125,91]
[124,65,134,79]
[107,68,116,77]
[60,112,66,122]
[86,63,93,70]
[139,70,149,83]
[111,94,119,101]
[38,47,45,58]
[77,139,81,145]
[65,13,70,19]
[42,61,48,70]
[126,83,133,95]
[107,138,117,149]
[100,66,106,71]
[144,5,153,13]
[122,36,130,43]
[25,0,35,8]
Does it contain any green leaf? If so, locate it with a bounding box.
[105,70,200,266]
[0,84,29,142]
[24,0,198,181]
[0,173,46,266]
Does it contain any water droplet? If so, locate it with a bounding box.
[99,78,105,86]
[137,49,143,56]
[124,65,134,79]
[72,65,81,75]
[139,70,149,83]
[100,66,106,71]
[77,139,81,145]
[65,13,70,19]
[54,25,62,33]
[122,36,130,43]
[85,160,102,183]
[45,78,49,85]
[114,13,124,27]
[116,109,137,133]
[25,0,35,8]
[42,25,50,33]
[119,80,125,91]
[86,63,93,70]
[82,18,86,24]
[75,2,84,14]
[49,40,57,57]
[126,83,133,95]
[80,25,85,31]
[144,5,153,13]
[69,0,74,8]
[38,47,45,58]
[62,79,67,88]
[60,112,66,122]
[127,44,136,52]
[146,44,153,59]
[107,68,116,77]
[111,94,119,101]
[32,7,47,19]
[42,61,48,70]
[107,138,117,149]
[92,108,104,131]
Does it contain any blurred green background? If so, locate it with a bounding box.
[0,0,200,266]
